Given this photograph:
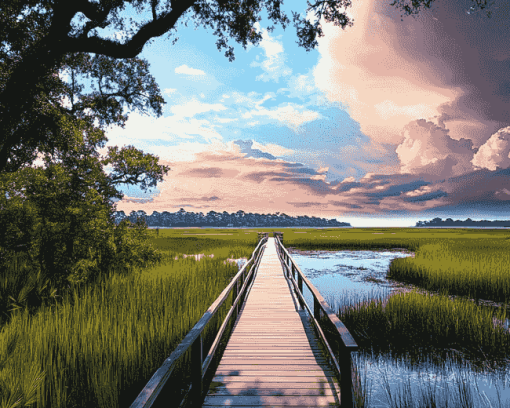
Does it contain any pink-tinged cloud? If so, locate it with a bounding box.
[314,0,509,147]
[113,143,451,217]
[472,126,510,171]
[396,119,475,179]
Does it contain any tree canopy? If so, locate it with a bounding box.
[0,0,357,172]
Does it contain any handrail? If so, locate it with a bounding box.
[130,234,268,408]
[274,235,358,408]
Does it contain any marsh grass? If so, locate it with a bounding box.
[337,290,510,370]
[389,239,510,304]
[0,230,258,408]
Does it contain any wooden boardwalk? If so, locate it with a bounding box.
[202,237,341,407]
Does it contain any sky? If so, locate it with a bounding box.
[105,0,510,228]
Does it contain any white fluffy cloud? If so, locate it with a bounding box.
[313,0,460,145]
[250,26,292,82]
[472,126,510,171]
[175,65,206,76]
[105,112,224,145]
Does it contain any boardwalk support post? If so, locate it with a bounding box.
[339,348,354,407]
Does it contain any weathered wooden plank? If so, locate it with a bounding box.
[224,342,318,346]
[218,360,330,366]
[202,395,338,406]
[222,350,322,354]
[209,383,340,391]
[225,336,313,340]
[222,349,321,354]
[214,370,336,376]
[202,405,337,407]
[222,352,322,356]
[203,405,336,408]
[215,364,332,370]
[211,376,338,383]
[207,389,338,396]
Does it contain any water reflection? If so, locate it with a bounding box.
[288,248,510,408]
[288,249,412,311]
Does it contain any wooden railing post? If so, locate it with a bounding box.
[339,349,354,408]
[232,279,239,319]
[314,297,321,321]
[190,334,203,407]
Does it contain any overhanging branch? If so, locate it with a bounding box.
[66,0,197,58]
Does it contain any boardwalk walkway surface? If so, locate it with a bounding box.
[202,237,341,407]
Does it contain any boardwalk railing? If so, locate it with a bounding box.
[274,235,358,408]
[130,234,268,408]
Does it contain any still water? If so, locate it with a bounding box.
[288,249,510,408]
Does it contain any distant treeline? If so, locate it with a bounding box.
[114,209,351,228]
[416,218,510,227]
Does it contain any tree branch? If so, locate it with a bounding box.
[65,0,196,58]
[151,0,158,20]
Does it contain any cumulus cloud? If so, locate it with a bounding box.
[314,0,510,146]
[175,65,206,76]
[396,119,475,179]
[113,136,510,220]
[472,126,510,170]
[314,0,457,145]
